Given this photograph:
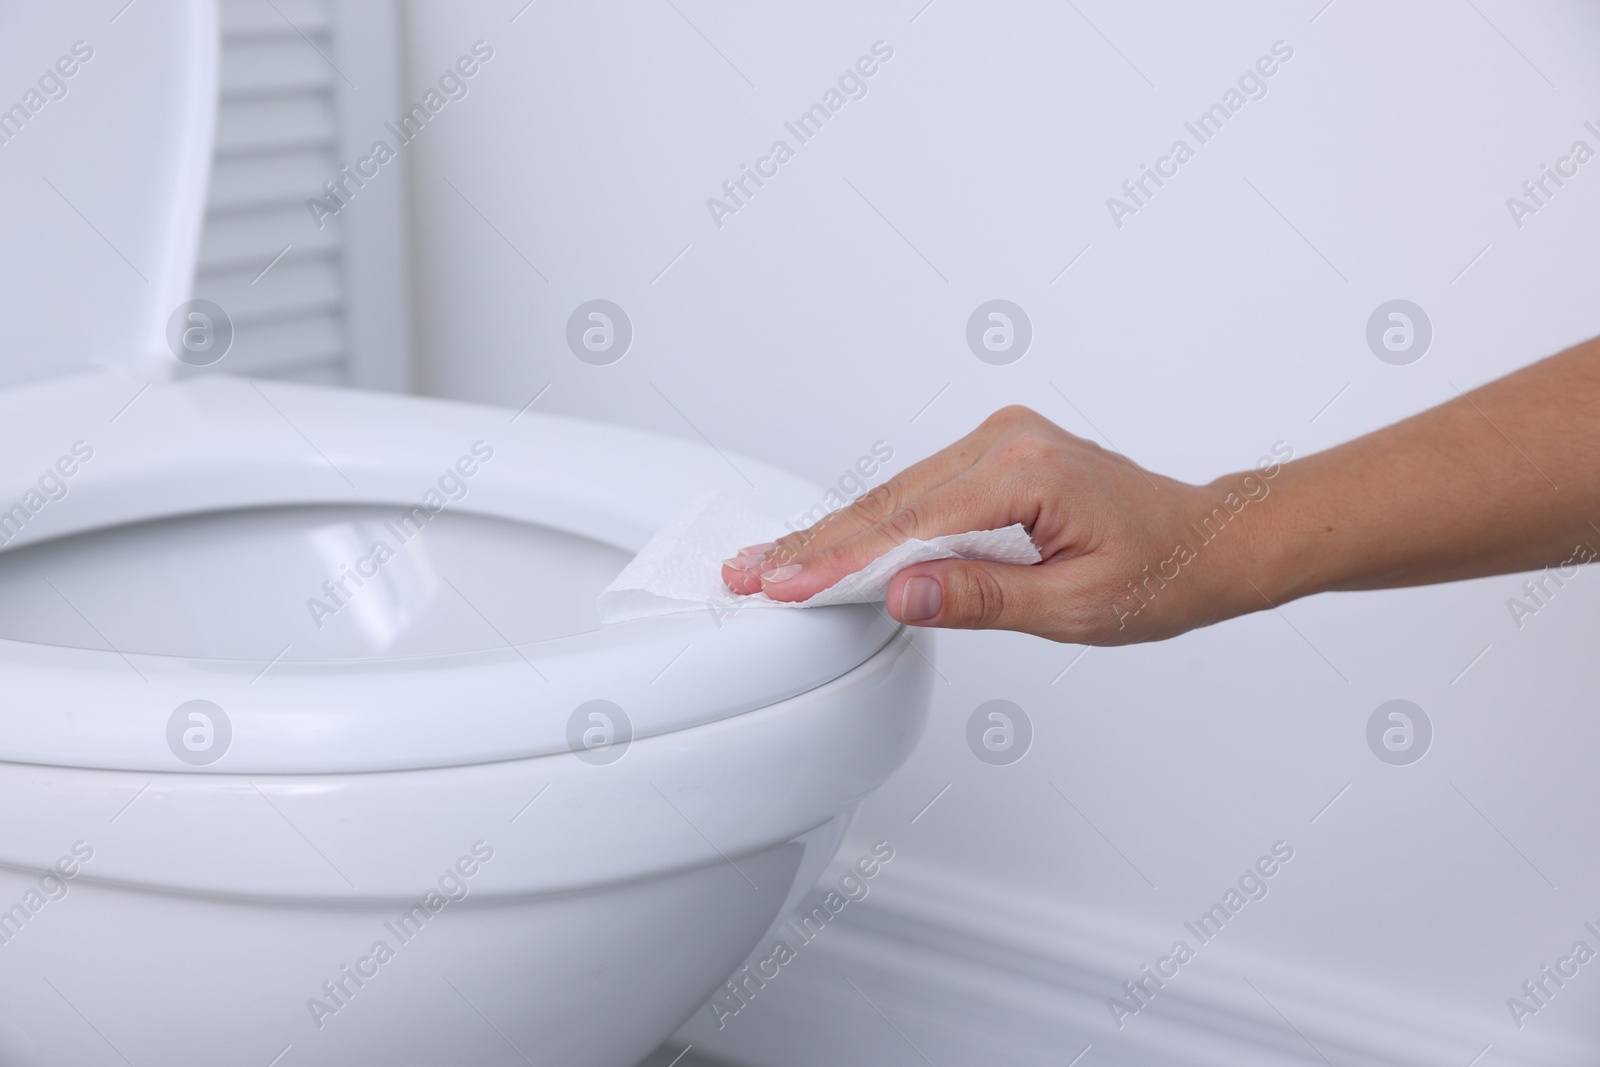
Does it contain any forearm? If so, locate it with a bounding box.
[1242,337,1600,605]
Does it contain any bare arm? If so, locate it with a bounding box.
[722,336,1600,644]
[1255,337,1600,600]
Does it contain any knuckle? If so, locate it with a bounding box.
[851,481,899,523]
[1001,432,1056,467]
[956,566,1007,628]
[880,504,922,543]
[986,404,1038,428]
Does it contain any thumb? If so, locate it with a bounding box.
[885,559,1043,632]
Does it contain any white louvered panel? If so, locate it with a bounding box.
[214,96,337,155]
[221,39,341,95]
[219,0,328,35]
[207,148,335,211]
[197,207,340,274]
[189,0,349,384]
[216,313,344,378]
[202,258,343,321]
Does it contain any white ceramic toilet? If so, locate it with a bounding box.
[0,5,930,1065]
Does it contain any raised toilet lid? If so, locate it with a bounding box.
[0,373,901,773]
[0,2,216,386]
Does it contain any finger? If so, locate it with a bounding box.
[721,540,776,595]
[760,418,1005,569]
[884,558,1050,633]
[759,475,1018,602]
[720,436,983,597]
[718,405,1047,598]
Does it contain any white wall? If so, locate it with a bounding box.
[398,0,1600,1053]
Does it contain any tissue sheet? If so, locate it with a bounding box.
[598,492,1041,624]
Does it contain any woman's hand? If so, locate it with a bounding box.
[721,406,1280,644]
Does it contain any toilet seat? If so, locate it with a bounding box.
[0,371,901,774]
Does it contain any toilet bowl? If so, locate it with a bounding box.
[0,4,932,1065]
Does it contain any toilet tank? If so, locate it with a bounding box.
[0,1,217,386]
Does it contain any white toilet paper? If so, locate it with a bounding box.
[598,492,1041,624]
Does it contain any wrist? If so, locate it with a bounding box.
[1198,455,1307,618]
[1211,448,1374,615]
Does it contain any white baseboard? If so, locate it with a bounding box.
[672,857,1592,1067]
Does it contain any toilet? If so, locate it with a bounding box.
[0,5,930,1066]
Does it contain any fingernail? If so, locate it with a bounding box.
[760,563,803,583]
[722,553,768,572]
[901,576,941,622]
[736,541,775,557]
